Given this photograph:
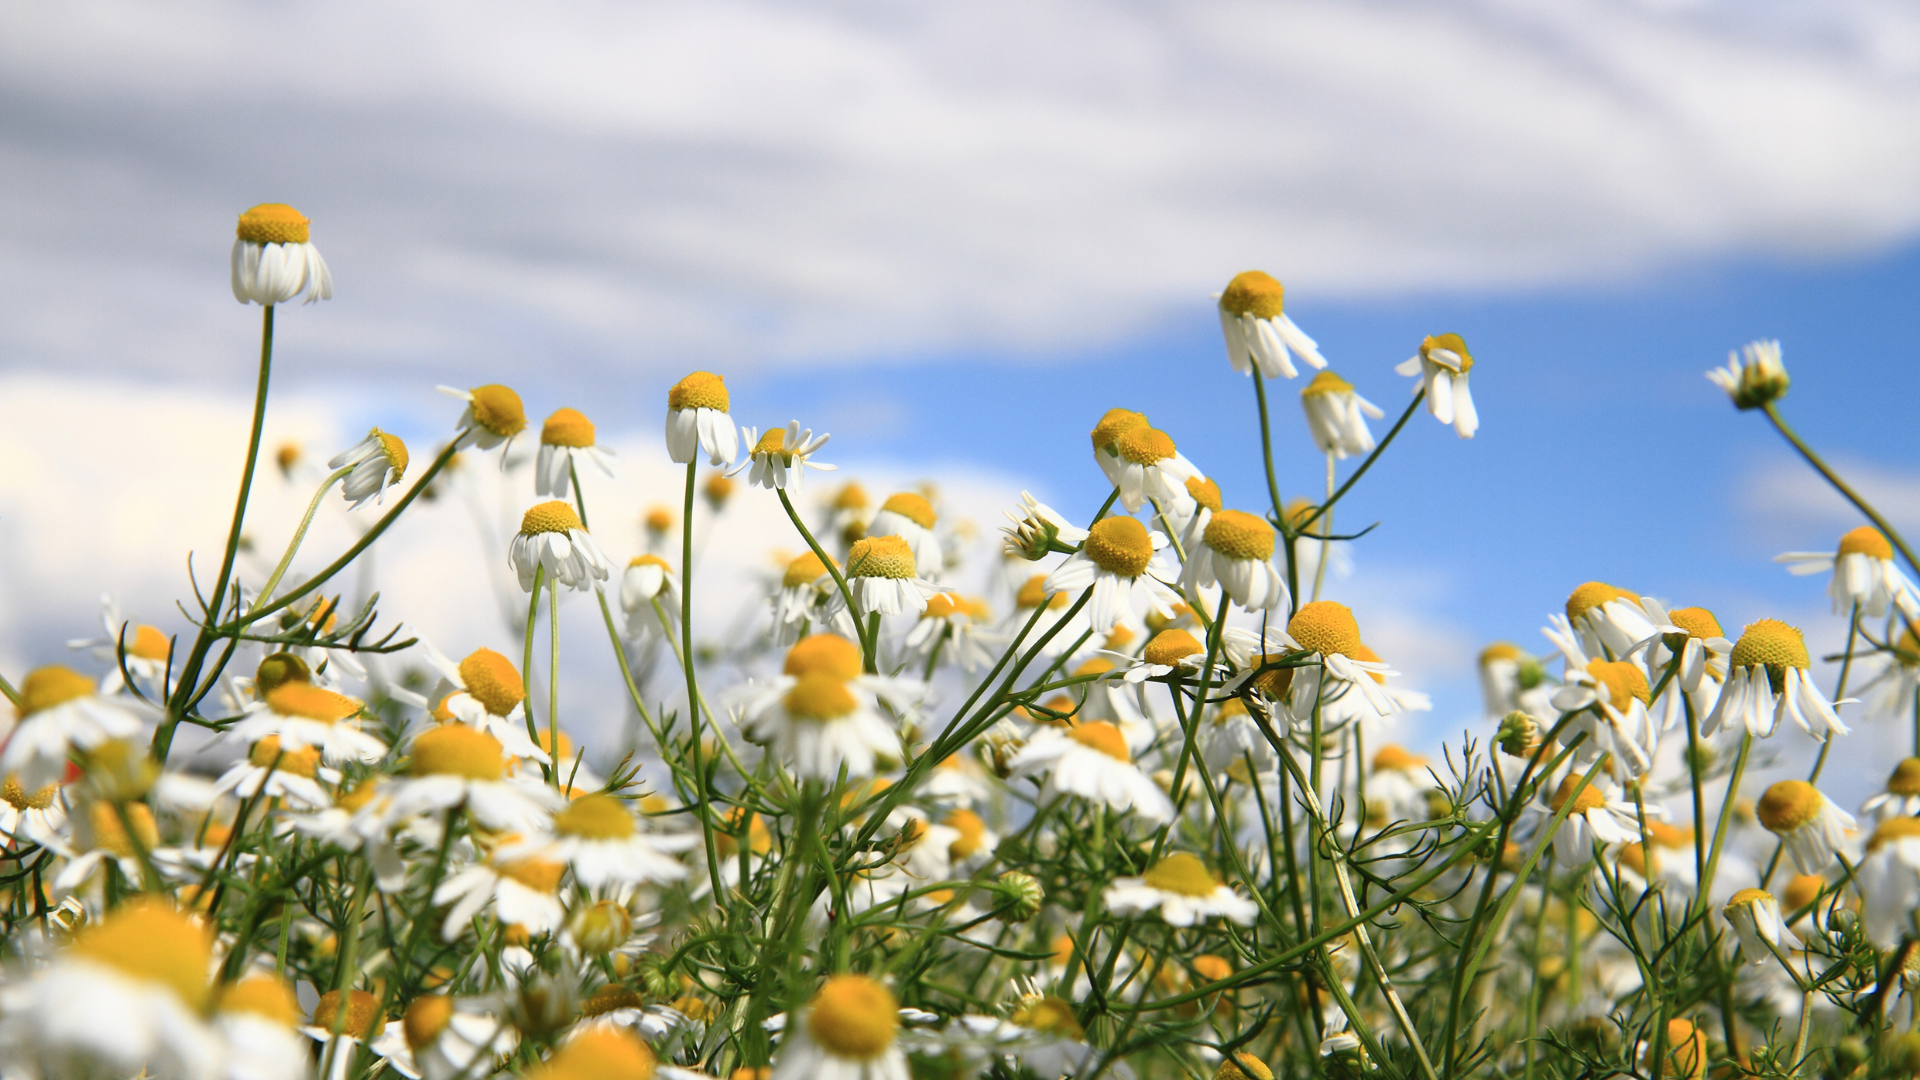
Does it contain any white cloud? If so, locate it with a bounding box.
[1739,450,1920,548]
[3,0,1920,382]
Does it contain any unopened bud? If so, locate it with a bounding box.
[996,871,1044,923]
[1497,712,1541,758]
[568,900,633,955]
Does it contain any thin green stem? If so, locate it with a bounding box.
[548,573,561,789]
[680,460,725,901]
[249,465,352,614]
[1764,402,1920,578]
[522,565,550,784]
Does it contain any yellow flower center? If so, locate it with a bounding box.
[1141,852,1220,897]
[645,507,674,532]
[785,634,864,680]
[1017,574,1067,610]
[1218,270,1285,319]
[403,995,454,1050]
[1549,776,1607,815]
[1143,629,1205,668]
[1869,817,1920,852]
[128,625,171,662]
[668,371,730,412]
[880,492,936,529]
[945,809,987,859]
[1420,332,1474,374]
[72,901,212,1010]
[540,407,596,449]
[1480,642,1523,665]
[499,854,566,893]
[1,775,57,810]
[459,648,527,716]
[783,552,833,588]
[1288,601,1362,659]
[254,652,312,696]
[1012,995,1083,1039]
[848,535,916,580]
[1069,721,1130,762]
[85,800,158,859]
[1203,509,1276,561]
[19,665,94,717]
[1668,607,1724,640]
[1074,659,1115,680]
[236,203,311,245]
[832,482,870,510]
[751,428,789,461]
[267,682,362,723]
[1373,745,1426,772]
[1838,525,1893,560]
[222,976,299,1025]
[704,472,734,504]
[554,793,636,840]
[1586,660,1651,710]
[1090,408,1149,455]
[337,779,382,813]
[1115,426,1177,466]
[1085,516,1154,577]
[1726,887,1774,911]
[536,1030,658,1080]
[806,975,898,1060]
[366,430,409,481]
[467,384,528,438]
[581,984,645,1018]
[1300,370,1353,398]
[1730,619,1810,670]
[522,500,585,536]
[923,593,963,620]
[411,724,506,781]
[313,989,386,1040]
[1783,874,1826,910]
[249,736,322,778]
[784,674,860,722]
[629,553,672,576]
[1889,758,1920,797]
[1217,1051,1276,1080]
[1249,653,1295,699]
[1185,476,1223,513]
[1565,581,1639,623]
[1756,780,1823,835]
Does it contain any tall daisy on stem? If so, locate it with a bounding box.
[510,501,609,785]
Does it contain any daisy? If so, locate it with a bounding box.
[1166,475,1220,554]
[1706,338,1790,411]
[1548,646,1659,781]
[389,995,517,1080]
[942,807,999,869]
[1541,772,1651,867]
[1009,574,1088,657]
[212,735,337,811]
[1856,817,1920,947]
[1104,852,1258,926]
[226,682,388,766]
[618,554,678,642]
[433,844,568,940]
[1562,582,1659,661]
[1756,780,1855,875]
[739,672,903,781]
[384,724,563,833]
[838,535,938,618]
[828,481,874,546]
[536,407,617,498]
[770,551,836,644]
[503,793,690,890]
[0,773,67,847]
[1723,888,1799,965]
[66,595,172,696]
[1044,516,1181,635]
[413,643,551,767]
[730,421,836,494]
[1090,408,1150,487]
[1007,722,1174,824]
[1863,758,1920,821]
[1858,627,1920,723]
[1216,270,1327,379]
[1395,332,1478,439]
[1002,490,1089,562]
[1202,697,1277,780]
[231,202,332,305]
[1282,601,1400,728]
[1184,508,1290,613]
[329,427,410,509]
[531,1029,658,1080]
[1300,370,1384,459]
[48,799,161,895]
[1702,619,1849,741]
[301,988,388,1074]
[1776,525,1920,621]
[0,665,148,789]
[866,493,943,582]
[218,976,312,1080]
[1629,600,1732,732]
[1477,642,1534,720]
[438,383,528,457]
[1117,627,1209,684]
[511,501,611,592]
[771,974,909,1080]
[665,371,739,467]
[1105,426,1202,515]
[1608,822,1699,894]
[902,593,1001,673]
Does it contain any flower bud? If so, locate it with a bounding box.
[568,900,633,955]
[1497,712,1541,758]
[995,871,1044,923]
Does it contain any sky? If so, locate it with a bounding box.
[4,0,1920,800]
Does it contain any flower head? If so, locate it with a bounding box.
[1300,370,1385,459]
[666,371,739,466]
[535,407,617,497]
[329,428,409,509]
[1394,332,1478,438]
[1217,271,1328,379]
[511,501,611,592]
[730,421,836,493]
[1707,339,1789,409]
[439,383,528,457]
[232,203,333,305]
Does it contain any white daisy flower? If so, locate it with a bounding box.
[771,975,910,1080]
[1104,852,1258,926]
[574,984,692,1042]
[225,682,388,766]
[0,665,148,789]
[733,634,922,781]
[1090,408,1150,487]
[730,421,836,494]
[1477,641,1536,721]
[1755,780,1855,876]
[217,976,312,1080]
[1862,758,1920,821]
[511,501,611,593]
[1706,338,1790,411]
[301,989,390,1074]
[1220,624,1300,672]
[66,595,172,696]
[1701,619,1849,741]
[902,593,1001,674]
[1561,582,1660,661]
[836,535,938,618]
[1216,270,1327,379]
[329,427,410,509]
[1183,508,1290,613]
[1115,627,1210,684]
[1202,697,1278,780]
[1394,332,1478,438]
[417,643,550,765]
[665,371,739,466]
[535,407,617,498]
[1007,722,1174,825]
[437,383,528,457]
[865,492,943,582]
[1281,601,1400,728]
[1002,491,1088,561]
[1044,516,1182,635]
[501,793,690,890]
[1628,600,1732,732]
[1300,370,1384,459]
[1776,525,1920,621]
[1105,426,1202,515]
[1547,639,1659,781]
[433,846,568,941]
[231,202,333,306]
[770,551,837,645]
[1540,772,1651,867]
[1857,627,1920,723]
[1723,888,1800,965]
[380,995,517,1080]
[0,774,67,847]
[212,734,338,811]
[384,724,564,834]
[1856,817,1920,947]
[1166,475,1220,555]
[617,554,679,643]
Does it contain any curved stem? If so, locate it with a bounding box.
[1292,387,1424,539]
[679,461,725,901]
[250,465,352,614]
[548,574,561,789]
[1764,402,1920,578]
[522,565,548,782]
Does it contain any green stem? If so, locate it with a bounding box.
[522,565,549,783]
[249,465,351,614]
[1700,731,1753,902]
[548,573,561,789]
[1764,402,1920,579]
[680,460,724,901]
[1292,387,1424,539]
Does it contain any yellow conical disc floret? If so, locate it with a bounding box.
[1216,1051,1276,1080]
[18,666,95,717]
[1838,526,1894,560]
[1565,581,1638,623]
[1668,607,1724,640]
[1288,601,1362,659]
[467,385,527,439]
[785,634,864,680]
[372,430,410,479]
[1115,427,1176,467]
[784,552,834,588]
[411,724,505,781]
[1586,660,1651,710]
[522,500,584,536]
[1203,509,1275,561]
[1069,721,1130,762]
[1549,775,1607,815]
[1420,332,1474,373]
[1084,516,1154,577]
[1219,271,1285,319]
[1142,852,1220,897]
[236,204,311,245]
[1373,745,1426,772]
[221,976,300,1025]
[2,776,57,811]
[71,901,213,1010]
[881,492,936,530]
[668,372,729,413]
[403,995,455,1051]
[554,793,636,840]
[459,648,526,716]
[751,427,788,459]
[314,989,386,1039]
[1186,476,1223,513]
[267,682,362,723]
[249,736,322,778]
[1887,758,1920,797]
[1756,780,1824,835]
[1869,817,1920,852]
[128,625,171,661]
[1144,629,1204,667]
[806,975,898,1060]
[784,674,860,722]
[1091,409,1148,455]
[848,535,915,580]
[542,407,596,448]
[533,1029,658,1080]
[1017,574,1066,610]
[1730,619,1811,670]
[1301,370,1354,398]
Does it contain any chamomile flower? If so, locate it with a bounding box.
[1365,746,1439,826]
[536,408,617,498]
[66,596,172,696]
[1283,601,1399,726]
[1300,370,1384,459]
[867,493,943,582]
[1395,333,1478,438]
[416,644,549,765]
[1044,516,1181,635]
[1776,526,1920,621]
[1630,600,1732,732]
[1723,889,1799,965]
[1477,642,1536,719]
[1090,409,1150,487]
[731,422,836,493]
[771,551,838,644]
[384,724,563,833]
[903,593,1000,673]
[1106,427,1202,515]
[1858,627,1920,723]
[502,794,689,890]
[1104,852,1258,926]
[1116,628,1209,684]
[302,989,388,1070]
[1864,759,1920,821]
[391,995,517,1080]
[1216,270,1327,379]
[1756,780,1855,875]
[1706,339,1790,410]
[1183,508,1290,612]
[1540,772,1651,866]
[49,799,163,895]
[212,735,337,811]
[217,976,311,1080]
[617,554,678,642]
[439,384,528,457]
[0,774,67,846]
[838,535,938,618]
[1702,619,1849,741]
[226,682,388,765]
[1168,476,1221,554]
[770,975,908,1080]
[1856,817,1920,947]
[511,501,611,593]
[330,428,410,509]
[1562,582,1660,661]
[1550,648,1659,780]
[530,1029,658,1080]
[1002,491,1088,561]
[828,481,874,546]
[665,371,739,467]
[433,845,568,940]
[740,672,902,781]
[1007,722,1174,824]
[0,665,148,789]
[231,202,333,306]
